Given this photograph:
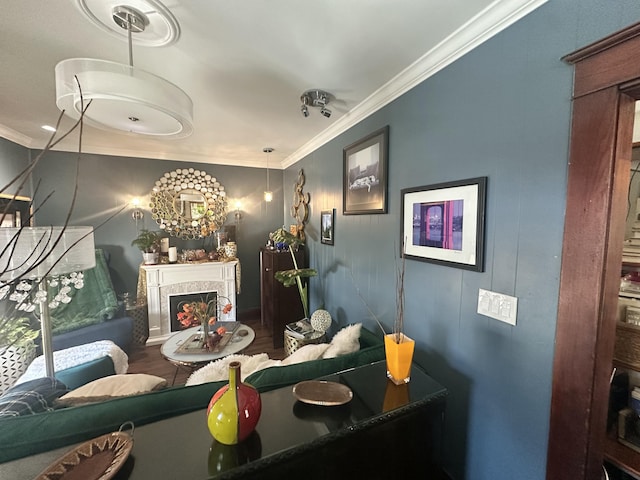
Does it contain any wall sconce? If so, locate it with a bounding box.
[264,147,273,202]
[131,197,144,221]
[234,200,242,223]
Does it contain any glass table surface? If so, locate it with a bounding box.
[0,360,447,479]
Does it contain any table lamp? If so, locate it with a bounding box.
[0,226,95,377]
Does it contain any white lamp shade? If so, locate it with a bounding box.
[55,58,193,138]
[0,227,95,281]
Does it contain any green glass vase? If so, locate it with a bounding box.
[206,361,262,445]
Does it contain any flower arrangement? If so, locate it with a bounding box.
[176,294,233,350]
[176,296,233,330]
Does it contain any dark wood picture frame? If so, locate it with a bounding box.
[343,126,389,215]
[321,209,335,245]
[400,177,487,271]
[0,194,32,228]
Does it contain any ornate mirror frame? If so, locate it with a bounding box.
[150,168,228,239]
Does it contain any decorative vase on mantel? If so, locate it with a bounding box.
[384,333,415,385]
[224,241,237,260]
[207,361,262,445]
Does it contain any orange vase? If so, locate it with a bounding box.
[384,333,415,385]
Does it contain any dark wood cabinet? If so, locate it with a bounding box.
[260,248,305,348]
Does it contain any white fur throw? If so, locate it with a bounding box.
[185,353,281,386]
[322,323,361,358]
[281,343,330,365]
[184,323,362,386]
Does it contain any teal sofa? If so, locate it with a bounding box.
[0,327,384,463]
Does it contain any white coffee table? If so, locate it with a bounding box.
[161,324,255,384]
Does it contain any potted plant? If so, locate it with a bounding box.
[0,317,39,394]
[271,228,317,320]
[131,229,162,264]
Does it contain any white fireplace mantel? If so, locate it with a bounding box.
[141,261,238,345]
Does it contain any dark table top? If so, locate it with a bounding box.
[0,360,447,479]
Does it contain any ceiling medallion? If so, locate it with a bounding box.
[75,0,180,46]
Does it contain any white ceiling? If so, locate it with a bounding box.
[0,0,546,169]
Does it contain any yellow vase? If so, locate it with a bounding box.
[384,333,415,385]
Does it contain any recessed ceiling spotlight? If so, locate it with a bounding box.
[41,125,56,132]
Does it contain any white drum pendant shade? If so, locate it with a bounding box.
[55,58,193,138]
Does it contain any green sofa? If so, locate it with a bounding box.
[0,327,384,463]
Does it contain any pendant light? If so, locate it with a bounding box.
[264,147,274,202]
[55,3,193,138]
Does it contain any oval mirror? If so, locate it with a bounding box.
[173,190,206,220]
[150,168,228,239]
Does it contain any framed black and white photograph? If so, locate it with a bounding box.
[343,126,389,215]
[0,194,31,228]
[321,209,335,245]
[401,177,487,271]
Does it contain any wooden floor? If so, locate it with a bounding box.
[127,311,284,385]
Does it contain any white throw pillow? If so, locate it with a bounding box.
[56,374,167,406]
[282,343,330,365]
[322,323,362,359]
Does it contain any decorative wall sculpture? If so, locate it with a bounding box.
[290,169,310,241]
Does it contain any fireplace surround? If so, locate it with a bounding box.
[140,261,238,344]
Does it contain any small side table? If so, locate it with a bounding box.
[126,302,149,346]
[283,330,326,356]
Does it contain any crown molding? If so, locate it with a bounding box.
[0,125,36,149]
[282,0,548,168]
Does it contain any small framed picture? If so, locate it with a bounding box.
[343,126,389,215]
[321,209,335,245]
[401,177,487,271]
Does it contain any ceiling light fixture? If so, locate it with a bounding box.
[55,3,193,138]
[300,89,332,118]
[263,147,274,202]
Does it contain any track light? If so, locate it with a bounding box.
[300,89,333,119]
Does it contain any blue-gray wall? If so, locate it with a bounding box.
[285,1,640,479]
[3,0,640,477]
[1,147,284,313]
[0,138,29,193]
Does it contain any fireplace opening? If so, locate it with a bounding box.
[169,291,217,332]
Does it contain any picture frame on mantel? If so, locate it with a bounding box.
[321,209,335,245]
[343,126,389,215]
[400,177,487,272]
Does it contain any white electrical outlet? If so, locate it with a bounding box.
[477,288,517,325]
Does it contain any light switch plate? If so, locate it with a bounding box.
[477,288,517,325]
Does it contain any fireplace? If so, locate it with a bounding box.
[140,261,238,344]
[169,291,217,332]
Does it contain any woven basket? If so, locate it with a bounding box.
[284,331,326,357]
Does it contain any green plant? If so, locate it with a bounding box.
[131,229,161,253]
[0,317,38,348]
[271,228,317,319]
